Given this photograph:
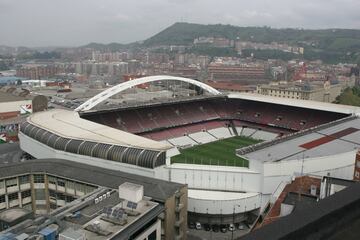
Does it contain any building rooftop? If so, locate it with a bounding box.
[27,109,172,151]
[0,158,185,203]
[0,208,32,223]
[0,185,164,240]
[240,182,360,240]
[60,190,163,240]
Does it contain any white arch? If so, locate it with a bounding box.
[75,75,221,111]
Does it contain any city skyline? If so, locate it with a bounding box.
[1,0,360,47]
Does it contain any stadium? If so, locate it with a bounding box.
[18,75,360,226]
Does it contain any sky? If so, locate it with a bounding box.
[0,0,360,47]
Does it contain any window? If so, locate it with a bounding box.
[65,181,75,190]
[49,190,57,198]
[8,192,18,201]
[65,195,76,203]
[19,175,30,185]
[21,190,31,198]
[50,203,57,209]
[148,230,157,240]
[75,183,84,193]
[57,179,65,187]
[57,193,65,200]
[33,174,45,183]
[48,176,57,185]
[0,195,5,203]
[6,178,17,188]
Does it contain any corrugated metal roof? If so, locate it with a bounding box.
[27,109,172,151]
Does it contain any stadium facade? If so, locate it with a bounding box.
[18,76,360,226]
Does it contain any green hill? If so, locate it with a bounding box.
[144,22,360,63]
[144,22,360,46]
[82,22,360,63]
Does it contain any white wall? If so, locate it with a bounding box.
[262,150,356,194]
[168,165,262,193]
[188,194,261,215]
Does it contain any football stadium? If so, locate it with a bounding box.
[18,75,360,226]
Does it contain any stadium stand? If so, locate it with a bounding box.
[241,127,258,137]
[167,136,197,148]
[188,131,217,144]
[81,98,348,143]
[251,130,279,141]
[208,127,233,139]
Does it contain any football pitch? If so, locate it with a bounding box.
[171,136,261,167]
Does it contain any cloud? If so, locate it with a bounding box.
[0,0,359,47]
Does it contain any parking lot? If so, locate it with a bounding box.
[188,228,249,240]
[187,223,250,240]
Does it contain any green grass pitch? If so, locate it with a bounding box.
[171,136,261,167]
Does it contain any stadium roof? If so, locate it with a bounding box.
[0,100,31,113]
[27,109,172,151]
[240,117,360,162]
[0,158,185,202]
[228,93,360,115]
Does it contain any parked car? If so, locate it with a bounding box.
[237,222,247,230]
[220,224,228,233]
[195,222,202,230]
[203,224,211,231]
[212,224,220,232]
[229,223,236,231]
[188,222,195,229]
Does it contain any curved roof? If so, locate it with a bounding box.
[27,109,171,151]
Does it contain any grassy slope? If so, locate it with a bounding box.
[171,136,261,167]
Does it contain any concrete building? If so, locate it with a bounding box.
[240,179,360,240]
[208,63,268,84]
[0,87,47,143]
[0,158,188,240]
[256,78,355,102]
[16,64,62,80]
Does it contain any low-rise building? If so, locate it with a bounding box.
[256,78,355,102]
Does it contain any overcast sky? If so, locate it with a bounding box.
[1,0,359,47]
